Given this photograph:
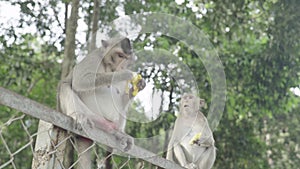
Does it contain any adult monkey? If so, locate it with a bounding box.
[59,37,145,169]
[167,94,216,169]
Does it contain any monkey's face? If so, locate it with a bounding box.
[102,38,134,71]
[180,94,198,114]
[104,48,133,71]
[180,94,202,115]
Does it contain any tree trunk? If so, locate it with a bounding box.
[61,0,79,80]
[89,0,100,53]
[72,1,102,168]
[32,0,80,168]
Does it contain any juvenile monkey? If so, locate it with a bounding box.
[166,94,216,169]
[59,37,145,169]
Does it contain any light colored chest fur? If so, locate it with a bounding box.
[79,65,129,123]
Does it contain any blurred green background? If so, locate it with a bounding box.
[0,0,299,168]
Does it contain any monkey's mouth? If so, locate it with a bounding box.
[184,105,189,107]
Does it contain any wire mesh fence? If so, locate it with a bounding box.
[0,113,35,169]
[0,87,183,169]
[0,113,142,168]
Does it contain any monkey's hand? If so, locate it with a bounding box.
[189,132,202,145]
[190,133,214,148]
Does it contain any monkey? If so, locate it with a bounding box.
[59,37,145,169]
[166,93,216,169]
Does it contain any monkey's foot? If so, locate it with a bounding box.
[115,132,134,152]
[185,163,197,169]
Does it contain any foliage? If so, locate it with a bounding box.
[0,0,299,168]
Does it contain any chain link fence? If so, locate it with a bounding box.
[0,87,183,169]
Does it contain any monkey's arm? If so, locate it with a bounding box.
[95,70,134,87]
[72,70,134,92]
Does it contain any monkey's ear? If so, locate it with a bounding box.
[121,38,132,55]
[199,99,206,108]
[101,40,109,48]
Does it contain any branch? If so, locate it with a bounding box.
[0,87,184,169]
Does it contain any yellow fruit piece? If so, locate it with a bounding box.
[189,132,202,145]
[131,74,142,96]
[126,74,142,96]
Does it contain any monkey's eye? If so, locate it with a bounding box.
[117,52,127,59]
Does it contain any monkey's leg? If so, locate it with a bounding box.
[70,95,118,133]
[83,113,118,132]
[75,137,93,169]
[104,148,113,169]
[93,117,118,132]
[173,145,189,167]
[196,146,216,169]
